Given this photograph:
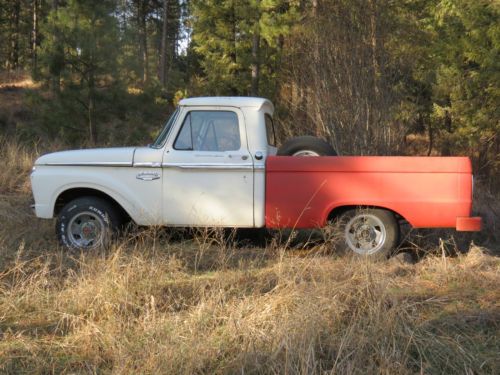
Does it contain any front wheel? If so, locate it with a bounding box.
[337,208,400,260]
[56,197,121,250]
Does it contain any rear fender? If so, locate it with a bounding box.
[323,202,405,227]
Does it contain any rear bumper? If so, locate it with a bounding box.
[456,217,482,231]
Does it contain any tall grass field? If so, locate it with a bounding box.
[0,135,499,375]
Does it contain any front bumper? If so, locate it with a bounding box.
[456,217,482,231]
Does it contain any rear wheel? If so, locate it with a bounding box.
[337,208,399,259]
[277,136,337,157]
[56,197,121,250]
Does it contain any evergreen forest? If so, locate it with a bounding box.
[0,0,498,181]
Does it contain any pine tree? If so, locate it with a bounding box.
[189,0,298,96]
[430,0,499,179]
[39,0,121,143]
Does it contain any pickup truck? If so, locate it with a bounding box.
[30,97,482,258]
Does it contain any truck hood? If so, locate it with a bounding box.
[35,147,136,167]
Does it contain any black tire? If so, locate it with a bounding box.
[337,208,399,260]
[277,136,337,157]
[56,196,121,250]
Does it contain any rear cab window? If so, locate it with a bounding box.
[265,114,276,147]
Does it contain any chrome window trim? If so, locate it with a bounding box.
[151,108,180,149]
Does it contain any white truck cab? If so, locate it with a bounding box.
[31,97,278,243]
[145,96,277,227]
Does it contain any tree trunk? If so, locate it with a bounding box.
[228,0,238,95]
[427,120,433,156]
[159,0,168,87]
[444,109,452,132]
[230,1,237,66]
[32,0,39,78]
[51,0,61,94]
[369,0,380,99]
[311,0,325,138]
[88,71,97,144]
[7,0,21,71]
[250,23,260,96]
[368,0,381,151]
[138,0,149,84]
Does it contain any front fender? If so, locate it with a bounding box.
[31,166,162,225]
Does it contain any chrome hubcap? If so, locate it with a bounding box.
[68,211,105,248]
[345,214,386,255]
[292,150,320,157]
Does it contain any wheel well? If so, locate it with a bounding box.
[327,205,408,224]
[54,188,131,222]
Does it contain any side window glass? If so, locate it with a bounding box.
[174,113,193,150]
[174,111,241,152]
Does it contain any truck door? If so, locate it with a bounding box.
[161,107,255,227]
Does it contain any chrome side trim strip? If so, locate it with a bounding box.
[136,171,161,181]
[162,162,254,170]
[133,162,162,168]
[42,161,132,167]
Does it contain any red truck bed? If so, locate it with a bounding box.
[265,156,481,231]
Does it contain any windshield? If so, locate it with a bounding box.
[151,108,179,148]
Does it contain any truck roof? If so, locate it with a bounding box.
[179,96,273,112]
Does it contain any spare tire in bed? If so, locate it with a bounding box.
[277,136,337,156]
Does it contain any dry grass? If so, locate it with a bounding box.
[0,138,499,374]
[0,71,39,90]
[0,239,498,374]
[0,139,37,195]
